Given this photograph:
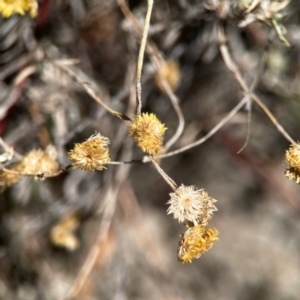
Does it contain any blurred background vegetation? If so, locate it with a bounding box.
[1,0,300,299]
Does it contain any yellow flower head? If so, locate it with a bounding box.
[0,166,21,190]
[50,213,80,252]
[155,60,181,94]
[285,143,300,184]
[0,0,38,18]
[129,113,167,156]
[167,185,217,226]
[20,145,59,179]
[178,224,218,264]
[68,133,111,172]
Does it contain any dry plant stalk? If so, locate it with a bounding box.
[218,22,295,145]
[118,0,185,151]
[135,0,153,115]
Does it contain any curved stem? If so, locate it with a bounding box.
[44,50,131,121]
[218,22,295,144]
[143,94,249,161]
[136,0,153,115]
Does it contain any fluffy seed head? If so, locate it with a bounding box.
[129,113,167,156]
[178,224,219,264]
[155,60,181,94]
[68,133,110,172]
[285,143,300,184]
[167,185,217,226]
[0,0,38,18]
[20,145,59,179]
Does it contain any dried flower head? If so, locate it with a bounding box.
[178,224,219,264]
[129,113,167,156]
[198,190,218,226]
[285,168,300,184]
[0,0,38,18]
[167,185,217,226]
[285,143,300,184]
[20,145,59,179]
[233,0,291,47]
[0,166,21,190]
[155,60,181,94]
[50,213,80,252]
[68,133,111,172]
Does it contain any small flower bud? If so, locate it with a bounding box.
[155,60,181,94]
[129,113,167,156]
[68,133,111,172]
[178,224,218,264]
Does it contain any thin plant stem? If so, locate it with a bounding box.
[44,50,131,121]
[3,165,72,179]
[136,0,153,115]
[237,42,269,153]
[118,0,185,150]
[150,156,177,191]
[218,22,295,144]
[143,94,250,161]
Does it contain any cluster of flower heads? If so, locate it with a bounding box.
[0,145,59,190]
[284,143,300,184]
[127,112,218,263]
[167,184,218,264]
[0,0,38,18]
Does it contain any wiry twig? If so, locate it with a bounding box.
[142,95,250,162]
[218,22,295,144]
[150,156,177,191]
[43,50,131,121]
[136,0,153,115]
[3,164,72,179]
[158,69,185,152]
[237,42,269,153]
